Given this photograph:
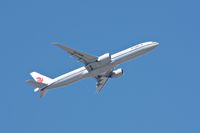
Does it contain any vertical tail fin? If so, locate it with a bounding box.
[28,72,53,97]
[30,72,53,84]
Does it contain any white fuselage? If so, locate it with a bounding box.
[47,41,158,89]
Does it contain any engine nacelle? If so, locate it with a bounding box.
[97,53,111,64]
[110,68,123,78]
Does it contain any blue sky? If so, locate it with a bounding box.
[0,0,200,133]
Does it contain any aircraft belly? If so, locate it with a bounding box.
[47,64,115,89]
[88,64,115,77]
[52,77,83,88]
[49,69,89,89]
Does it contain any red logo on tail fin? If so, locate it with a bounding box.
[36,77,43,83]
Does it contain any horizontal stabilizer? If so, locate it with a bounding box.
[26,80,47,89]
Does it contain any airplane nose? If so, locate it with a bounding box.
[152,42,159,47]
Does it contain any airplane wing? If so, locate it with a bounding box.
[54,44,97,65]
[95,76,109,92]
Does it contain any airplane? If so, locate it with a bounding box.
[27,41,159,97]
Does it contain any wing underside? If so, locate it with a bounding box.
[96,76,109,92]
[54,44,97,65]
[95,69,113,92]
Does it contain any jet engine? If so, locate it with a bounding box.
[110,68,123,78]
[97,53,111,64]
